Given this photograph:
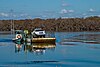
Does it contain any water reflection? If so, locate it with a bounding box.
[60,33,100,46]
[14,42,56,55]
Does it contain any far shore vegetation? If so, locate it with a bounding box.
[0,16,100,32]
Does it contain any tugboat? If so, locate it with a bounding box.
[12,30,24,42]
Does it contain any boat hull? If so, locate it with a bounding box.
[32,38,56,43]
[12,38,23,43]
[13,37,56,43]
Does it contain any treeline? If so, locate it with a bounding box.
[0,16,100,32]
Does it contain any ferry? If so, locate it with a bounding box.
[12,28,56,43]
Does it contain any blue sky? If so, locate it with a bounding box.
[0,0,100,19]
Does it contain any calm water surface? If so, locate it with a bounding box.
[0,32,100,67]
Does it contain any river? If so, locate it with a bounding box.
[0,32,100,67]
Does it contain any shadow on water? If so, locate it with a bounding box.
[61,59,100,64]
[2,59,100,66]
[4,60,59,65]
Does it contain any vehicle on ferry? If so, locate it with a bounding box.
[31,28,45,38]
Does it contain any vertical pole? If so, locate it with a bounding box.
[10,9,12,35]
[12,19,14,34]
[11,19,13,34]
[10,9,14,35]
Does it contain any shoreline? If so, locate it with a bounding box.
[0,16,100,32]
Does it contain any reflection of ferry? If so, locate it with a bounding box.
[15,42,56,55]
[24,43,56,55]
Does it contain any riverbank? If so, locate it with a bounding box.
[0,16,100,32]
